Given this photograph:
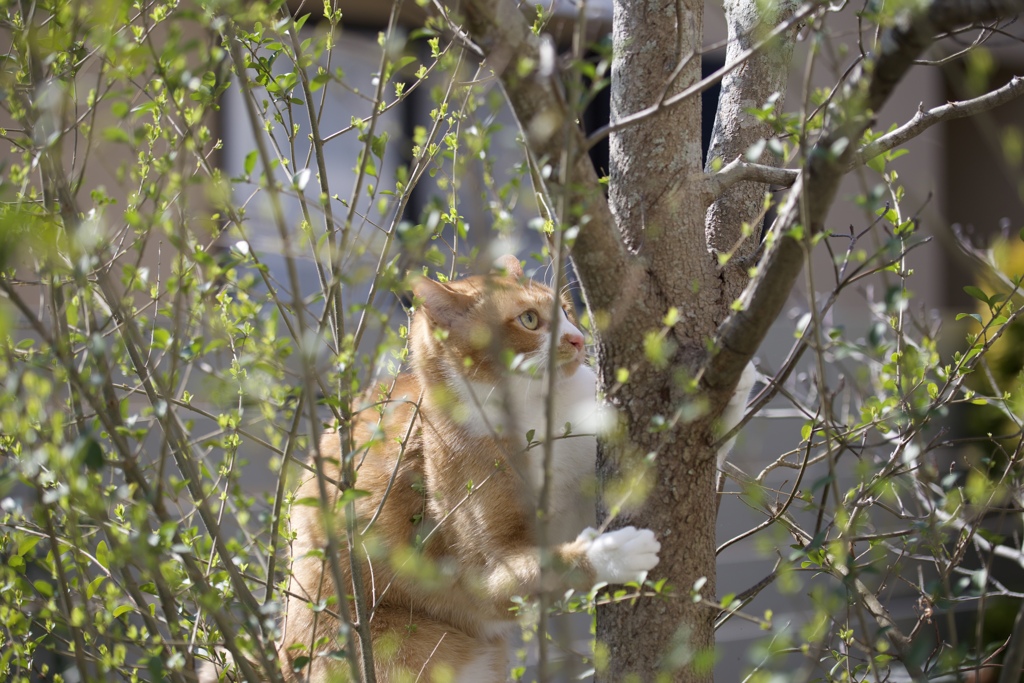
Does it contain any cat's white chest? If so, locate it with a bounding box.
[453,365,608,540]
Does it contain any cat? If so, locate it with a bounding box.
[201,255,753,682]
[271,255,660,683]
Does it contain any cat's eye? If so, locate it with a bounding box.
[518,310,540,330]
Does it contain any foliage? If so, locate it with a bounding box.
[0,0,1022,682]
[0,1,494,680]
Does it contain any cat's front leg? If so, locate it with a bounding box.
[483,527,660,604]
[576,526,661,585]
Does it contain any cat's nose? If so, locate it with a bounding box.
[562,331,584,352]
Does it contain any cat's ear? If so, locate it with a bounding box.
[492,254,523,279]
[411,277,475,328]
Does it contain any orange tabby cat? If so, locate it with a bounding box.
[274,256,659,683]
[201,256,754,682]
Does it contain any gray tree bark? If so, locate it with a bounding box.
[704,0,799,265]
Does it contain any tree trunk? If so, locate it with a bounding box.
[595,380,721,681]
[596,0,726,680]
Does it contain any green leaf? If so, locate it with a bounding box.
[643,331,674,370]
[963,286,989,304]
[310,71,331,91]
[79,437,105,471]
[955,312,983,325]
[244,150,258,176]
[96,541,111,568]
[103,127,130,143]
[801,422,813,441]
[371,132,389,160]
[389,56,418,77]
[338,489,371,506]
[113,604,134,618]
[17,535,42,557]
[86,575,104,599]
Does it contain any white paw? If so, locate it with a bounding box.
[578,526,660,585]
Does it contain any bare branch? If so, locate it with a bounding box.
[450,0,637,313]
[703,157,800,202]
[702,73,1024,206]
[864,0,1024,111]
[705,74,1024,200]
[841,565,925,679]
[857,73,1024,163]
[704,0,1024,394]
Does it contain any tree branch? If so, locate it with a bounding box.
[704,0,1024,395]
[450,0,637,313]
[703,0,801,263]
[857,73,1024,163]
[702,73,1024,205]
[703,157,800,203]
[838,562,926,680]
[865,0,1024,110]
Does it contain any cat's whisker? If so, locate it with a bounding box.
[560,281,583,296]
